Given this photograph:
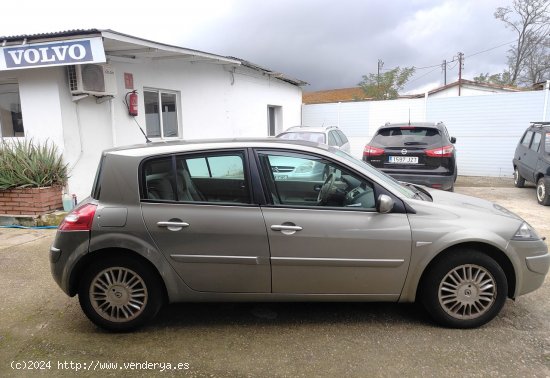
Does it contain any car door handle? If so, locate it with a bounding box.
[157,221,190,231]
[271,225,303,231]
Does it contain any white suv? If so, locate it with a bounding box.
[277,126,351,153]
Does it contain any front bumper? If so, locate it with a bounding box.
[507,239,549,297]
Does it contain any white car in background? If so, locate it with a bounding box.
[277,125,351,153]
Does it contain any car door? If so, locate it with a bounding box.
[516,130,534,180]
[524,131,542,182]
[256,150,412,297]
[140,150,271,293]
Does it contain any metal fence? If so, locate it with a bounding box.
[302,89,550,177]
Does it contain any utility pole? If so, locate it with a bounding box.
[442,60,447,85]
[457,52,464,96]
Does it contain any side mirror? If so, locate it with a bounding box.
[450,136,456,144]
[376,194,394,214]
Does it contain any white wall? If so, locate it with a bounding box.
[1,58,303,200]
[302,90,550,177]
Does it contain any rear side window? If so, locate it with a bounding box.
[373,127,441,146]
[91,155,105,200]
[546,133,550,154]
[530,132,542,152]
[142,152,250,204]
[521,131,533,147]
[328,131,339,146]
[337,130,349,144]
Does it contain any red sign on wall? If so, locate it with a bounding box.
[124,73,134,89]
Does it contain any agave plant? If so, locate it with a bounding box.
[0,139,68,190]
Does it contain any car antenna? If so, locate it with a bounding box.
[408,108,411,126]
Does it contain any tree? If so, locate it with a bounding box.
[358,62,415,100]
[494,0,550,85]
[473,72,512,86]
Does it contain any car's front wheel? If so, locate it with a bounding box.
[514,167,525,188]
[78,256,163,332]
[420,250,508,328]
[536,177,550,206]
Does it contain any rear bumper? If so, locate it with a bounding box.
[384,172,456,190]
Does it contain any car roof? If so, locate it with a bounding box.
[379,122,444,130]
[104,138,332,158]
[282,125,340,133]
[530,122,550,129]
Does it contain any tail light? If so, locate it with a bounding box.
[363,145,385,157]
[58,203,97,231]
[425,145,454,158]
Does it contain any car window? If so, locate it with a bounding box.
[277,132,326,144]
[530,132,542,152]
[337,130,349,144]
[328,131,339,146]
[143,158,176,201]
[177,153,249,203]
[258,151,376,210]
[331,130,343,146]
[373,127,441,146]
[546,132,550,154]
[521,130,533,147]
[142,153,250,204]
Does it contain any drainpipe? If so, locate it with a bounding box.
[543,80,549,122]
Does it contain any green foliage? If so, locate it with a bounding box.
[358,62,415,100]
[0,139,68,190]
[473,71,513,86]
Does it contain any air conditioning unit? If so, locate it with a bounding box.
[67,64,117,97]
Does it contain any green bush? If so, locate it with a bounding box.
[0,139,68,190]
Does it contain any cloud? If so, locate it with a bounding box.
[2,0,515,92]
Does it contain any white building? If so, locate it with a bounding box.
[0,29,305,200]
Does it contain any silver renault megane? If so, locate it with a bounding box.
[50,139,549,331]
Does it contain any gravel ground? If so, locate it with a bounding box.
[0,182,549,377]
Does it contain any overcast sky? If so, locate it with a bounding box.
[3,0,516,92]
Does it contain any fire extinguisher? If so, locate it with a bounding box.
[127,91,138,116]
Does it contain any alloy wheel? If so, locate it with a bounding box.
[89,267,148,322]
[438,264,496,320]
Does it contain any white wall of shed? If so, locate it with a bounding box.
[2,60,302,200]
[302,90,550,177]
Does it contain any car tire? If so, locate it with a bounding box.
[514,167,525,188]
[536,176,550,206]
[78,256,163,332]
[420,250,507,329]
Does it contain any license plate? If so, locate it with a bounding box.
[389,156,418,164]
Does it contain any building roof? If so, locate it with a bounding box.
[407,79,520,98]
[303,87,370,104]
[0,29,307,87]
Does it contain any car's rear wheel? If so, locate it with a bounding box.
[536,177,550,206]
[420,250,507,328]
[514,167,525,188]
[78,256,163,332]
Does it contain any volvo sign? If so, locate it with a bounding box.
[0,37,105,70]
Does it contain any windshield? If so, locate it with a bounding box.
[373,127,441,146]
[334,150,417,199]
[278,132,326,144]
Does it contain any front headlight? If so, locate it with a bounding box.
[512,222,540,241]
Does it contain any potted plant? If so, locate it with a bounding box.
[0,139,68,216]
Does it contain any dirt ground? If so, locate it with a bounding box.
[0,181,549,377]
